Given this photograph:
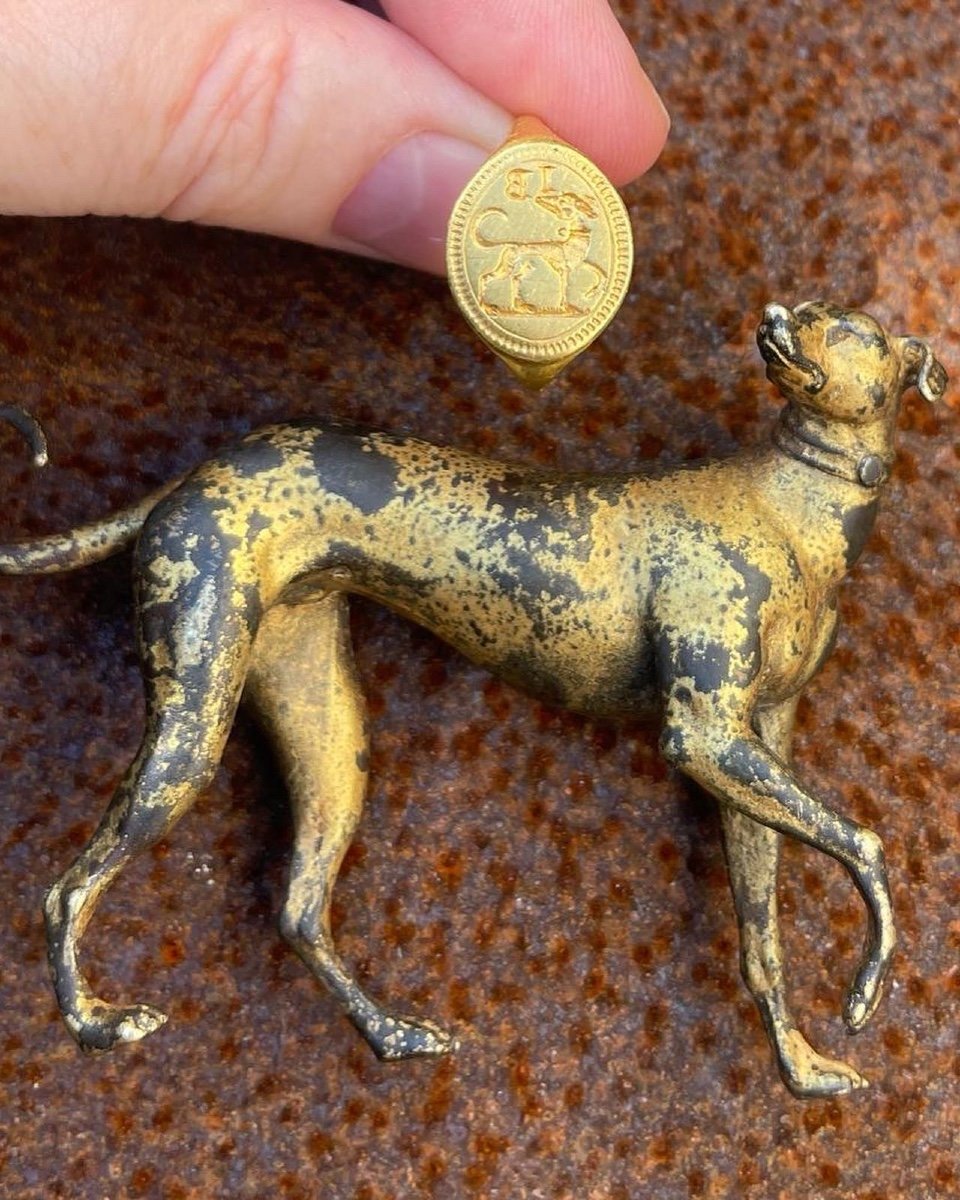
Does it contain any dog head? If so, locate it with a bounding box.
[757,301,947,422]
[537,191,599,222]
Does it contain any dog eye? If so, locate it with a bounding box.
[793,303,822,326]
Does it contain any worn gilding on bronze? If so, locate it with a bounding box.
[0,303,947,1097]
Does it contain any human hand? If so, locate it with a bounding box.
[0,0,667,273]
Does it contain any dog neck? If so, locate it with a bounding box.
[773,405,893,490]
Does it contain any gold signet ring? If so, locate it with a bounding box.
[446,116,634,389]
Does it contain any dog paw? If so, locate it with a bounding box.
[71,1002,168,1052]
[783,1057,869,1099]
[779,1032,868,1098]
[365,1014,456,1062]
[843,961,890,1033]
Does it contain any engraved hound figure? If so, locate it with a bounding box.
[0,303,946,1097]
[473,189,606,315]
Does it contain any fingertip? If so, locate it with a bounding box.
[559,51,670,186]
[524,0,670,185]
[380,0,669,185]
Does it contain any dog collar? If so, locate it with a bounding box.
[773,409,891,489]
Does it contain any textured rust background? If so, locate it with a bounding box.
[1,3,959,1198]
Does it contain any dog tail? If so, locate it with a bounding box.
[0,481,180,575]
[471,207,510,248]
[0,405,48,467]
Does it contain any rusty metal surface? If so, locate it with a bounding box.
[0,3,958,1198]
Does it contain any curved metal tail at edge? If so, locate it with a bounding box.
[0,407,180,574]
[1,405,48,468]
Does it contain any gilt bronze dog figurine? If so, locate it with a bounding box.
[0,302,946,1097]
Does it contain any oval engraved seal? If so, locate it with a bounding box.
[447,122,633,386]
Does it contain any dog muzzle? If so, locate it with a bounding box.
[758,304,827,395]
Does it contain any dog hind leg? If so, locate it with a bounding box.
[45,635,253,1051]
[246,597,453,1061]
[720,698,868,1096]
[44,523,260,1051]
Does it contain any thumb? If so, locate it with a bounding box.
[0,0,509,272]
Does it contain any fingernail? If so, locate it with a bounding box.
[333,132,491,274]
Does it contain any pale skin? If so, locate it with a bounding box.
[0,0,668,273]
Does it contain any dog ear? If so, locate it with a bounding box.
[901,337,948,403]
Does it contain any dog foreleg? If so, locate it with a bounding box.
[660,691,895,1040]
[246,597,453,1061]
[720,697,868,1096]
